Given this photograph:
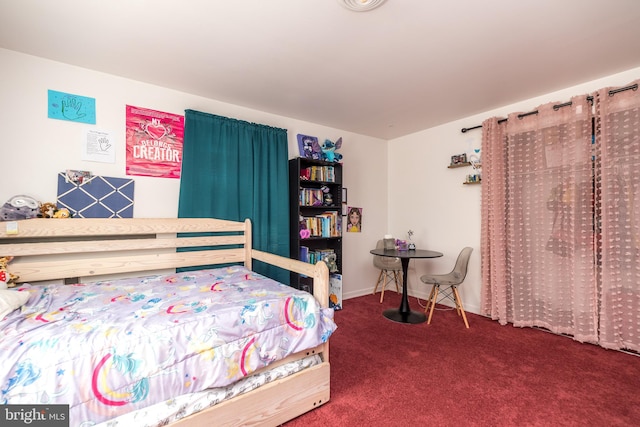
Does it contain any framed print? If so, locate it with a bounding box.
[450,153,467,165]
[297,134,321,159]
[346,206,362,232]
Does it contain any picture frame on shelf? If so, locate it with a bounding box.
[450,153,467,165]
[297,134,321,160]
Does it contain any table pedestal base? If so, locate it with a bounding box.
[383,308,426,324]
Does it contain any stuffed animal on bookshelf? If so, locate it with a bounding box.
[313,137,343,162]
[323,253,338,273]
[0,256,18,289]
[320,186,333,206]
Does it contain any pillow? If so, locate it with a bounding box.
[0,289,30,319]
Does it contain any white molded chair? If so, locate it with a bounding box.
[420,247,473,328]
[372,239,402,303]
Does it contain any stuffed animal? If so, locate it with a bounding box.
[323,253,338,273]
[53,208,71,218]
[320,186,333,206]
[0,256,19,289]
[39,202,58,218]
[0,195,40,221]
[39,203,72,219]
[313,137,343,162]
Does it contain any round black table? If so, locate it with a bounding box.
[370,248,443,324]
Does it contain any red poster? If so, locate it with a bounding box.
[125,105,184,178]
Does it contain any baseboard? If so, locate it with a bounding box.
[343,288,481,316]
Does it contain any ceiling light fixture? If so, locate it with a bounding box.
[339,0,387,12]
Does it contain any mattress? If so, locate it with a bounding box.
[96,354,322,427]
[0,265,336,426]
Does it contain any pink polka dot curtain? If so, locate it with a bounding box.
[594,81,640,351]
[481,80,640,352]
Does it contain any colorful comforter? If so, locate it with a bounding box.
[0,266,336,426]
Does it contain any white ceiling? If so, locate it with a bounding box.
[1,0,640,139]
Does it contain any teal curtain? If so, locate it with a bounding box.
[178,109,290,284]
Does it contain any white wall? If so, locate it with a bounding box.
[388,66,640,315]
[0,48,388,301]
[5,47,638,311]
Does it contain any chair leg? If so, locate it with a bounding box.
[452,288,462,316]
[380,269,389,303]
[373,270,384,295]
[452,286,469,328]
[393,270,401,293]
[427,285,439,324]
[425,285,436,314]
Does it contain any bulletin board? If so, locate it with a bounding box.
[56,172,135,218]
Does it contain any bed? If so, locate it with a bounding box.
[0,217,335,427]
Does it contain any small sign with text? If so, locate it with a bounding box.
[2,405,69,427]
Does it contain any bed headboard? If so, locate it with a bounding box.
[0,217,329,307]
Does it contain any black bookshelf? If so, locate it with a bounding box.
[289,157,343,293]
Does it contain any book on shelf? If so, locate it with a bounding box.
[329,273,342,310]
[299,245,309,263]
[299,188,324,206]
[300,211,341,238]
[299,247,335,266]
[300,165,335,182]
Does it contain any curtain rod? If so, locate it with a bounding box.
[460,83,638,133]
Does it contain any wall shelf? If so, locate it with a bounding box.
[448,158,481,184]
[447,162,471,168]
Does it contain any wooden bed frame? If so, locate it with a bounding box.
[0,217,330,426]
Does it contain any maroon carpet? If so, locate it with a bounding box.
[284,292,640,426]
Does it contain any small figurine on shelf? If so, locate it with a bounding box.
[407,230,416,250]
[465,173,482,183]
[322,253,338,273]
[469,148,482,169]
[321,186,333,206]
